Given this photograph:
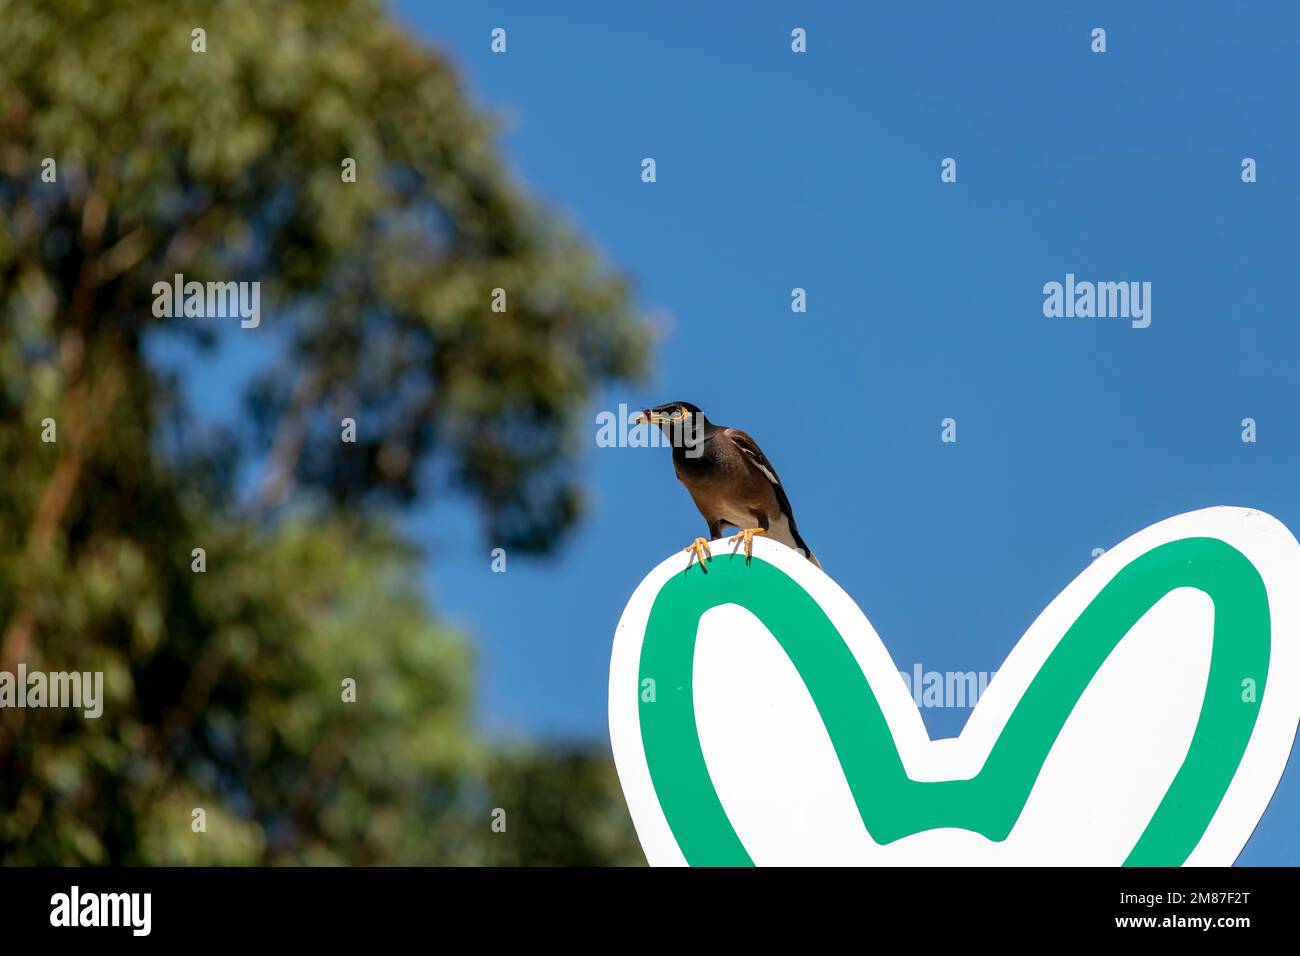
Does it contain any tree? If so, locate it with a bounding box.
[0,0,647,864]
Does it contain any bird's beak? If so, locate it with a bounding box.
[633,409,664,425]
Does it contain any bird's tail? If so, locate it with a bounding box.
[791,529,820,569]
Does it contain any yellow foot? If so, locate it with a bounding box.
[726,527,767,564]
[684,537,713,573]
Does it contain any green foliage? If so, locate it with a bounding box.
[0,0,647,864]
[481,749,647,867]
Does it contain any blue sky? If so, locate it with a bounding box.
[167,3,1300,863]
[402,0,1300,863]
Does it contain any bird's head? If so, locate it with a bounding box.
[633,402,709,456]
[633,402,705,428]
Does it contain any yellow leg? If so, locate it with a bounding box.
[726,527,767,563]
[683,536,713,573]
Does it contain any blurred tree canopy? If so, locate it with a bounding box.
[0,0,648,864]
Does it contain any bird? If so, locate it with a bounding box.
[633,402,820,572]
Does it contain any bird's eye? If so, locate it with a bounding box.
[677,405,690,420]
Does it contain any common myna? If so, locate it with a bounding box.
[633,402,820,572]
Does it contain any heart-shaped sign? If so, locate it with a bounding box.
[609,507,1300,865]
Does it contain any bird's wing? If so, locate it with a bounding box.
[723,427,792,513]
[723,427,781,483]
[724,426,818,566]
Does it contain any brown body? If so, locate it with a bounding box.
[639,403,819,568]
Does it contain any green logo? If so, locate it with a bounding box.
[610,509,1300,866]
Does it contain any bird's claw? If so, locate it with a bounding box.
[726,527,767,564]
[684,537,713,573]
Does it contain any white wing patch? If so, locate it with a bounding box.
[739,446,779,485]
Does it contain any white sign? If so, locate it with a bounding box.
[609,507,1300,865]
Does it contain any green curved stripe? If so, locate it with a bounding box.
[637,537,1269,865]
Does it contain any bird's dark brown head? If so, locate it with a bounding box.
[633,402,705,428]
[633,402,710,457]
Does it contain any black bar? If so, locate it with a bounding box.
[0,866,1293,942]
